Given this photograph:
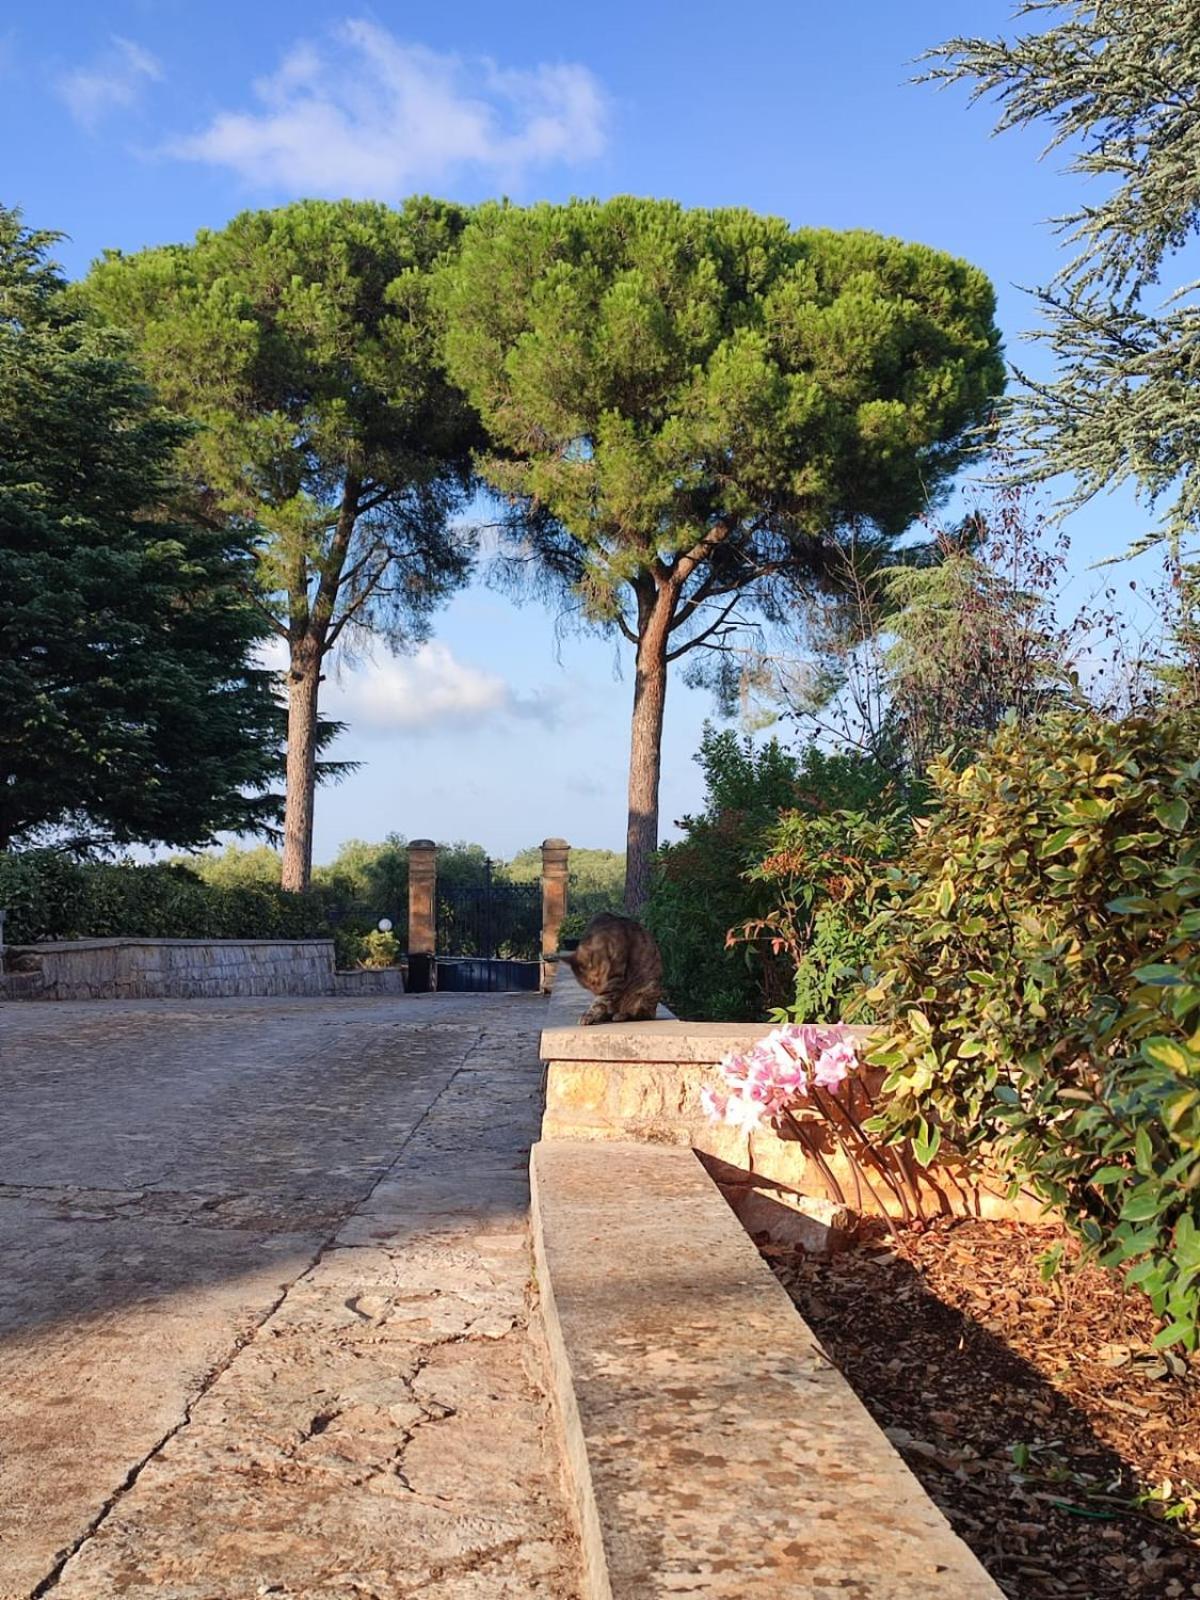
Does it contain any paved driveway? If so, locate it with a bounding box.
[0,994,580,1599]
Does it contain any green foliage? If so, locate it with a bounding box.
[314,835,409,925]
[880,488,1082,768]
[647,732,904,1021]
[443,198,1003,576]
[645,730,806,1020]
[507,845,625,895]
[84,198,479,643]
[177,844,284,890]
[440,196,1005,904]
[923,4,1200,546]
[359,929,401,968]
[180,835,411,930]
[0,851,331,945]
[747,801,911,1024]
[0,207,282,850]
[864,712,1200,1348]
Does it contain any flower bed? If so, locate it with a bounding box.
[771,1218,1200,1600]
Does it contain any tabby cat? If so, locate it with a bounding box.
[553,912,663,1025]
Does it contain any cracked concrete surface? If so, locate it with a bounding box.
[0,994,580,1599]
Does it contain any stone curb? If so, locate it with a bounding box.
[530,1137,1005,1599]
[531,1142,615,1600]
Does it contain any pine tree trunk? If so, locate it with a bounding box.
[280,640,321,893]
[624,597,672,915]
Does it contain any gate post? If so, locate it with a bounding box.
[407,839,438,993]
[540,838,570,993]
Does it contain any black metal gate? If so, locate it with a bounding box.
[434,861,541,991]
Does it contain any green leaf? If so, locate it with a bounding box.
[912,1117,942,1167]
[1121,1191,1166,1223]
[1155,797,1191,834]
[1142,1036,1197,1073]
[1090,1164,1130,1187]
[1039,828,1079,858]
[1134,964,1186,987]
[1135,1125,1155,1174]
[1153,1319,1199,1352]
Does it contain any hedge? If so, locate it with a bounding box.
[0,850,335,946]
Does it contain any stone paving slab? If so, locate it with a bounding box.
[0,995,580,1600]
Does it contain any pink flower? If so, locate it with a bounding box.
[719,1049,750,1083]
[812,1039,856,1092]
[700,1086,729,1122]
[724,1092,768,1131]
[703,1024,861,1131]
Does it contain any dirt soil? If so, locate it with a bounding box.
[770,1218,1200,1600]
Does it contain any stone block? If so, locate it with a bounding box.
[545,1061,610,1117]
[531,1139,1004,1599]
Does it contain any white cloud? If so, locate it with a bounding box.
[168,18,607,195]
[257,640,556,735]
[57,36,163,130]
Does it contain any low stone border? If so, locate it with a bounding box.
[331,967,406,997]
[540,967,1039,1226]
[531,1137,1004,1598]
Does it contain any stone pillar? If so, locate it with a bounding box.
[540,838,570,992]
[407,840,437,993]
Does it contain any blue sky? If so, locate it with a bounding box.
[2,2,1160,861]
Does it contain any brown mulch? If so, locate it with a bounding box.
[768,1218,1200,1600]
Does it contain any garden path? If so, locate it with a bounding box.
[0,993,579,1599]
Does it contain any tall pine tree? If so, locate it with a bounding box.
[85,200,481,891]
[440,199,1004,908]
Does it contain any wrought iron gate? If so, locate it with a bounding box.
[434,860,541,991]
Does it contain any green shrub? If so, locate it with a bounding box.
[0,851,332,945]
[744,809,908,1025]
[646,730,803,1020]
[863,712,1200,1348]
[332,927,367,970]
[360,928,400,968]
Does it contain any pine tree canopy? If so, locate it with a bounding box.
[438,196,1004,906]
[82,198,480,656]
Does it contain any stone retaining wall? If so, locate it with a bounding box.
[541,966,1041,1230]
[330,967,406,998]
[3,938,337,1001]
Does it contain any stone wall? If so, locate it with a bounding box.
[541,966,1042,1230]
[3,938,337,1001]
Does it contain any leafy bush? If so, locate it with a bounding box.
[183,836,410,930]
[863,712,1200,1348]
[360,929,401,968]
[332,927,367,970]
[646,730,803,1020]
[744,803,909,1024]
[645,733,900,1021]
[0,851,332,945]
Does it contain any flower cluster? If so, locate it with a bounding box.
[700,1023,861,1132]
